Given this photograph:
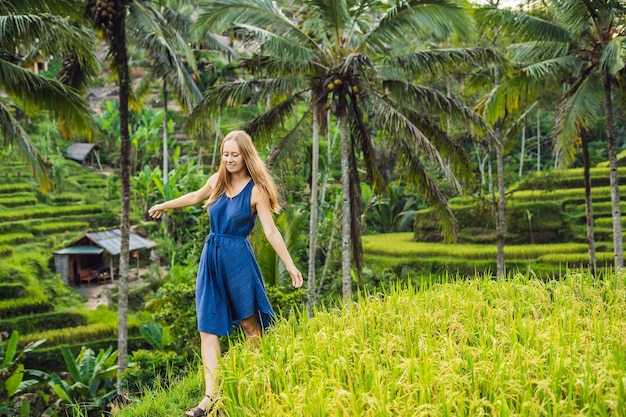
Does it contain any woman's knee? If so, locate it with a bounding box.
[239,314,261,334]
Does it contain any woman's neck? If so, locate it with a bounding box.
[228,171,251,185]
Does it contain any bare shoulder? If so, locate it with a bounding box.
[251,184,270,206]
[207,173,219,187]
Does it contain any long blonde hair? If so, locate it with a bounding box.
[204,130,280,213]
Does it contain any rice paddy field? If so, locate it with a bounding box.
[115,271,626,417]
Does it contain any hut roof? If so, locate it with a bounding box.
[66,143,97,162]
[54,228,156,256]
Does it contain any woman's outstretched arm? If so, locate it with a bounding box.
[148,173,217,219]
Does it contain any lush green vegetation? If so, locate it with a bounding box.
[116,272,626,416]
[3,0,626,415]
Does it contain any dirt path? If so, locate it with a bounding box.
[80,269,149,310]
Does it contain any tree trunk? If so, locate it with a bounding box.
[536,111,541,172]
[339,112,352,304]
[113,13,131,388]
[162,82,169,230]
[495,129,506,279]
[307,110,320,317]
[581,129,596,277]
[603,69,623,270]
[519,121,525,177]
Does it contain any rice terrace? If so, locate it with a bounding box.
[2,0,626,416]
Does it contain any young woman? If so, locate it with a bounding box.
[148,130,303,416]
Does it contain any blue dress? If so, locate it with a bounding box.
[195,180,275,336]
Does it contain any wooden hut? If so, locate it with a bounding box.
[53,228,156,287]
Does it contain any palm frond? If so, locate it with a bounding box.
[508,40,571,63]
[9,0,85,20]
[367,88,455,183]
[241,55,315,78]
[476,66,557,126]
[402,108,475,189]
[306,0,351,33]
[370,92,457,240]
[129,1,201,112]
[546,0,596,34]
[552,72,603,167]
[131,1,196,69]
[265,111,312,168]
[475,6,572,43]
[186,77,307,135]
[0,14,98,71]
[521,55,581,80]
[601,36,626,75]
[243,93,306,150]
[386,47,500,78]
[195,0,320,65]
[133,67,156,105]
[383,79,493,138]
[197,33,237,58]
[0,100,50,191]
[0,59,95,138]
[366,0,473,54]
[348,95,387,194]
[57,49,100,92]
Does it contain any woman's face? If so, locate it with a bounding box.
[222,140,245,175]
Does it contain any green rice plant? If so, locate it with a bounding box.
[363,233,588,260]
[19,317,141,348]
[0,245,13,257]
[0,310,87,334]
[113,272,626,416]
[509,185,625,203]
[47,193,85,203]
[510,167,622,191]
[0,195,38,208]
[29,221,90,235]
[0,184,31,194]
[538,251,618,265]
[595,216,625,228]
[0,283,25,300]
[0,233,34,246]
[0,296,53,320]
[0,204,102,222]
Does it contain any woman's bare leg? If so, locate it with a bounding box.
[239,314,262,344]
[190,332,221,412]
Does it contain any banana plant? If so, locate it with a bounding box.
[138,322,172,351]
[0,331,47,417]
[49,346,118,414]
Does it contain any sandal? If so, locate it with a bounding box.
[184,395,216,417]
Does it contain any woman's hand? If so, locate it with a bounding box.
[287,265,304,289]
[148,203,166,219]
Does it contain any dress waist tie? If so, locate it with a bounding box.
[204,232,247,314]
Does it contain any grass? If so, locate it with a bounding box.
[362,233,590,259]
[114,271,626,417]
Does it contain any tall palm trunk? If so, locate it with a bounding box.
[581,129,596,277]
[162,82,169,231]
[495,126,506,279]
[339,108,352,304]
[111,10,131,386]
[307,110,320,317]
[602,69,623,270]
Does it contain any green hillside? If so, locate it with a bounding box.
[375,167,626,278]
[0,158,147,372]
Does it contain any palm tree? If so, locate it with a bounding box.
[0,0,97,190]
[478,0,626,271]
[86,0,198,389]
[191,0,494,304]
